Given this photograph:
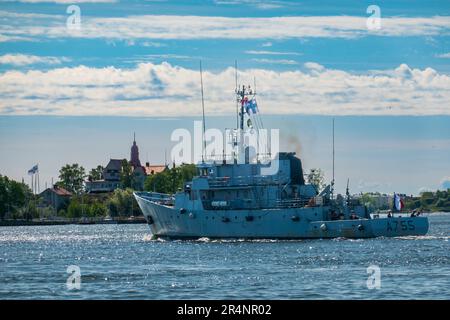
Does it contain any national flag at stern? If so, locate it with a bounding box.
[394,193,404,211]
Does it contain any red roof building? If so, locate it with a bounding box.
[40,185,72,210]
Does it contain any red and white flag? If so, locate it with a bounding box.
[394,193,404,211]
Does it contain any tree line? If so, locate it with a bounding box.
[359,190,450,212]
[0,162,197,220]
[3,162,447,220]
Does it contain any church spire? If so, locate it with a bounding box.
[130,132,141,168]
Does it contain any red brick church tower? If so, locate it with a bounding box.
[130,132,141,168]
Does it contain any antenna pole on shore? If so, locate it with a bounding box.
[200,61,206,163]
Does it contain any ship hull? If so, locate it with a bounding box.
[134,193,429,239]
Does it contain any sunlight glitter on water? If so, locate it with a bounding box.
[0,213,448,299]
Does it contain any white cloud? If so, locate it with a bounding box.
[214,0,287,10]
[251,58,298,65]
[245,50,302,56]
[141,41,166,48]
[0,62,449,117]
[0,11,449,42]
[3,0,116,3]
[436,52,450,58]
[304,62,325,72]
[0,54,68,66]
[121,54,196,64]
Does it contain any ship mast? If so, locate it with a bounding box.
[331,118,335,199]
[200,61,206,163]
[235,60,239,130]
[233,68,263,163]
[236,84,254,130]
[235,84,254,162]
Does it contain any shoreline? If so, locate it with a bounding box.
[0,217,147,227]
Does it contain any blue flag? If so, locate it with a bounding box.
[246,98,258,114]
[28,164,38,175]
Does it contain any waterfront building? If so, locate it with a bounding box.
[144,163,167,176]
[85,159,122,193]
[85,135,166,193]
[39,185,72,210]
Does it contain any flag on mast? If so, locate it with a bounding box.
[394,193,404,211]
[28,164,38,175]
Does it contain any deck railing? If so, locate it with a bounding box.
[208,175,287,188]
[134,192,175,206]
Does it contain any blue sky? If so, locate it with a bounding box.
[0,0,449,195]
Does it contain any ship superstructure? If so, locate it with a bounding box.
[134,77,428,239]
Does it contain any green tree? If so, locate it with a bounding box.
[420,191,434,208]
[89,202,107,217]
[57,164,86,194]
[89,165,104,181]
[307,168,325,193]
[106,198,119,217]
[23,201,39,220]
[144,164,196,194]
[435,198,445,208]
[360,193,377,211]
[120,160,133,189]
[106,188,140,217]
[0,175,33,220]
[144,170,172,193]
[67,198,83,218]
[179,164,197,183]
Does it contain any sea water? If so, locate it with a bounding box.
[0,213,448,299]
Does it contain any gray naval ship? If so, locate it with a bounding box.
[134,85,429,239]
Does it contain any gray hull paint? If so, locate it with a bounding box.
[135,193,429,239]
